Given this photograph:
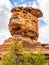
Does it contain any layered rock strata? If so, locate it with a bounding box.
[0,7,49,64]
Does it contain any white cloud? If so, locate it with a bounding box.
[0,30,11,44]
[36,0,49,43]
[38,25,49,43]
[21,1,38,8]
[21,3,27,7]
[32,1,38,8]
[0,0,13,44]
[37,0,49,24]
[0,0,12,9]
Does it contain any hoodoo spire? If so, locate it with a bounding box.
[9,7,43,40]
[0,6,49,64]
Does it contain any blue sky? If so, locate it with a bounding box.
[10,0,39,7]
[0,0,49,44]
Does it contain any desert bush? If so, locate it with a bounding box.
[1,40,46,65]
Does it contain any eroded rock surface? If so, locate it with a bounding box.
[9,7,43,40]
[0,7,49,63]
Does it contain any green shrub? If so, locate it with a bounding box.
[1,40,46,65]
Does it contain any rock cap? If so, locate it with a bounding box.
[11,6,43,18]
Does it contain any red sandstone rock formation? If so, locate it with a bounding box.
[9,7,43,40]
[0,37,49,63]
[0,7,49,63]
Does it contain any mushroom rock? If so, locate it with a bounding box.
[9,7,43,40]
[0,7,49,63]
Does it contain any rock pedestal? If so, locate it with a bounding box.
[0,7,49,64]
[9,7,43,40]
